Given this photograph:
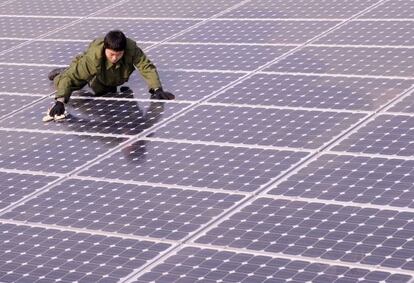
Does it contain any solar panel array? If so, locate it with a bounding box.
[0,0,413,282]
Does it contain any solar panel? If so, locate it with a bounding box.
[79,140,309,192]
[268,153,414,207]
[265,46,414,77]
[333,114,414,156]
[315,20,414,46]
[0,223,170,283]
[0,171,57,210]
[151,104,366,149]
[219,0,379,19]
[0,17,75,38]
[148,44,294,71]
[0,130,125,173]
[45,19,200,42]
[0,99,190,135]
[173,20,339,44]
[0,41,89,65]
[195,197,414,270]
[2,178,245,240]
[132,247,412,283]
[210,74,414,110]
[0,65,56,95]
[1,0,413,281]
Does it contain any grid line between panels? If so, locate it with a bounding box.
[2,0,414,282]
[185,243,414,276]
[118,0,414,280]
[0,0,134,56]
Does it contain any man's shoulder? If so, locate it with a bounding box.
[126,37,140,50]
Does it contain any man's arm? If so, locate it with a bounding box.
[132,47,162,90]
[55,54,97,102]
[133,47,174,99]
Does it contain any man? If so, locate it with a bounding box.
[45,30,174,121]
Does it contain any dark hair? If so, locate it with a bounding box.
[104,30,127,51]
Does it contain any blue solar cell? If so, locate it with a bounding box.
[1,99,189,135]
[148,44,293,71]
[0,130,125,173]
[95,0,242,18]
[388,91,414,113]
[79,140,309,192]
[73,70,243,101]
[333,114,414,156]
[0,17,75,38]
[316,21,414,46]
[131,247,412,283]
[195,198,414,271]
[0,95,44,119]
[45,19,199,42]
[0,41,89,65]
[2,178,244,240]
[210,74,414,110]
[0,39,27,52]
[174,20,338,44]
[151,104,366,149]
[219,0,379,18]
[0,66,56,95]
[0,171,57,209]
[265,46,414,77]
[0,0,115,16]
[2,0,414,280]
[269,153,414,208]
[361,0,414,18]
[0,223,170,283]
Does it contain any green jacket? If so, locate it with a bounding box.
[55,37,162,99]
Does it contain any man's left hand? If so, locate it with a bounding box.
[150,88,175,100]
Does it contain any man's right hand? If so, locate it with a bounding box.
[49,101,65,117]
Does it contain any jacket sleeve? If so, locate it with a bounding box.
[132,47,162,90]
[54,52,97,100]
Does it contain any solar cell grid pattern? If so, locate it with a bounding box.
[1,0,414,282]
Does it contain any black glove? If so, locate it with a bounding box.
[49,101,65,117]
[150,88,175,100]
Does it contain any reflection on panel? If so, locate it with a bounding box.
[153,105,365,149]
[79,140,309,192]
[78,70,243,101]
[1,98,188,135]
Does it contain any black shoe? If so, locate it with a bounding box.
[48,67,67,81]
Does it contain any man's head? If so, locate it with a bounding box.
[104,30,127,64]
